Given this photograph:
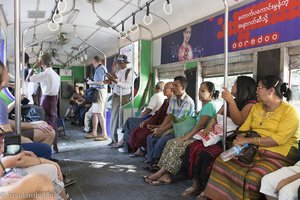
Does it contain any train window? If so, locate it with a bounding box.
[204,74,253,110]
[159,79,174,83]
[290,69,300,113]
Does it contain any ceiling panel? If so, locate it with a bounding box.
[1,0,252,64]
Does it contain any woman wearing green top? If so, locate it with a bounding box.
[144,81,219,185]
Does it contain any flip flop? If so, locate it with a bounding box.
[94,136,108,141]
[143,175,155,184]
[84,133,98,139]
[196,193,208,200]
[111,143,124,148]
[150,179,171,186]
[181,188,201,197]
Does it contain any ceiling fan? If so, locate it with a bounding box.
[57,32,71,45]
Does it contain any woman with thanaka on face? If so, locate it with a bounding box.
[144,81,219,185]
[202,75,299,200]
[181,76,257,198]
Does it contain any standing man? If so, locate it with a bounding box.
[23,53,35,104]
[27,53,60,153]
[106,54,136,146]
[84,56,108,141]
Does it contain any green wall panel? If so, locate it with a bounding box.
[72,66,85,83]
[185,61,198,69]
[53,65,84,83]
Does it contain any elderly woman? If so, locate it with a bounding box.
[201,75,300,200]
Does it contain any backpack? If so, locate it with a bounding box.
[21,105,45,122]
[124,68,139,95]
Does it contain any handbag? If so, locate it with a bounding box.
[237,130,260,164]
[226,130,260,164]
[83,87,98,103]
[173,115,197,138]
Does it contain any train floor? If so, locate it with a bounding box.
[53,121,195,200]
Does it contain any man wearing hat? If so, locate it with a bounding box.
[27,52,61,152]
[106,54,136,147]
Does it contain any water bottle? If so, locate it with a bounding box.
[220,143,249,162]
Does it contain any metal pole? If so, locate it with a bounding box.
[14,0,21,135]
[222,0,229,151]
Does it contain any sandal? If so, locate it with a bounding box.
[143,175,155,184]
[84,133,98,139]
[181,187,201,197]
[111,143,124,148]
[150,179,171,186]
[94,136,108,141]
[196,193,208,200]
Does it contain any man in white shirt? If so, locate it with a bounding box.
[27,53,61,152]
[106,54,136,146]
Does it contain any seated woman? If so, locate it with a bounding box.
[202,75,299,200]
[260,160,300,200]
[180,76,257,197]
[144,81,218,185]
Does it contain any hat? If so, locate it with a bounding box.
[115,54,129,64]
[41,53,52,65]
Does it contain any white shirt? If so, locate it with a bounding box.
[24,68,38,104]
[147,91,165,115]
[112,67,136,96]
[29,67,60,96]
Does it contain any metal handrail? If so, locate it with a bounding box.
[222,0,229,151]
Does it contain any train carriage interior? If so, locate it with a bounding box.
[0,0,300,199]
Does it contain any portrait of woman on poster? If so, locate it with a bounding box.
[178,26,193,61]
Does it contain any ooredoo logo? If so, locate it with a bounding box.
[231,32,279,50]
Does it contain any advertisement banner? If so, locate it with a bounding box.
[161,0,300,64]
